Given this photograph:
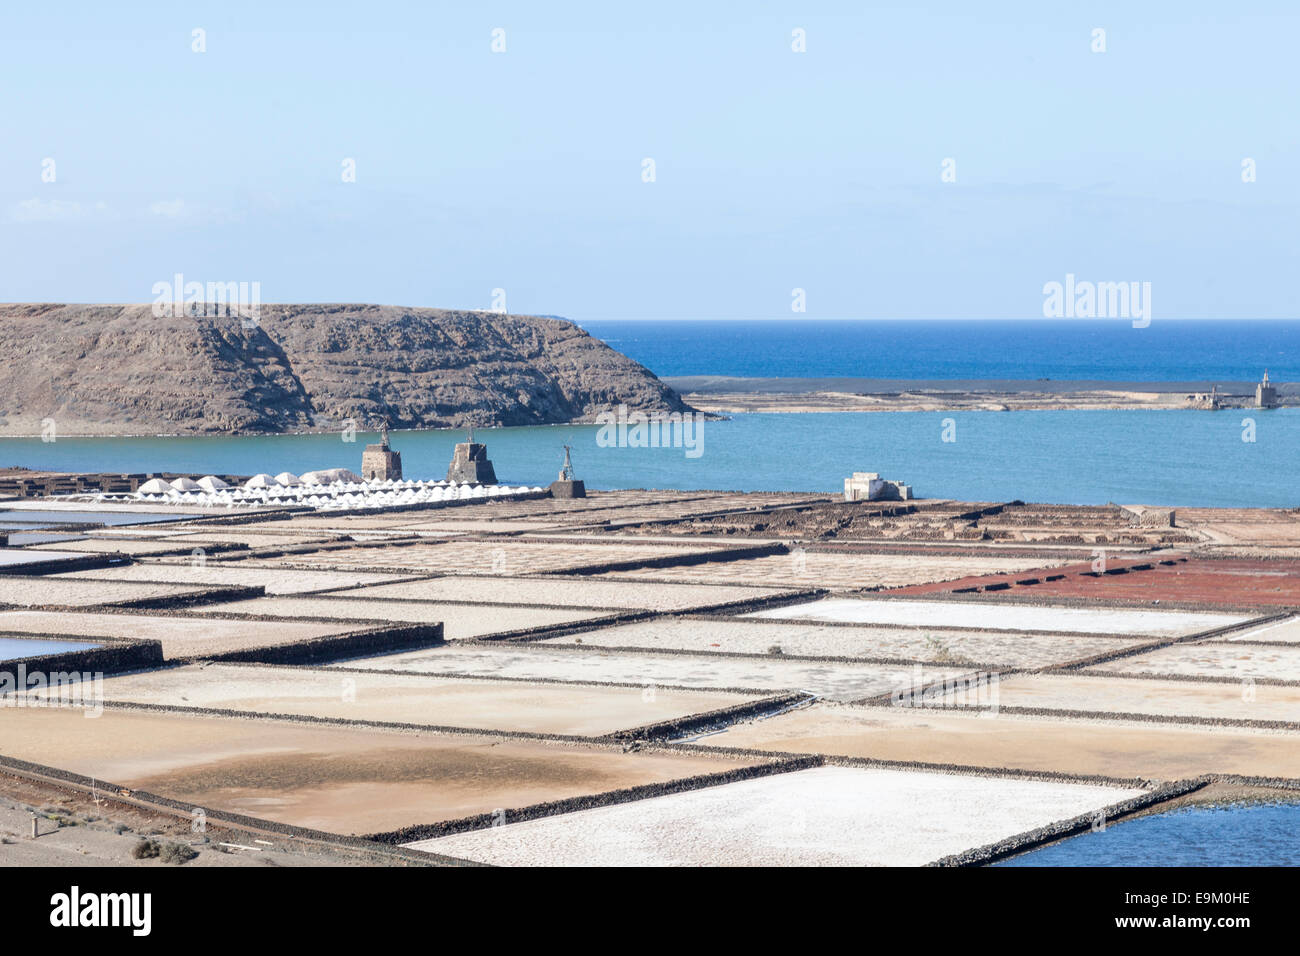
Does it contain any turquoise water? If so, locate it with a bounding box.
[998,804,1300,866]
[3,408,1297,506]
[0,637,102,661]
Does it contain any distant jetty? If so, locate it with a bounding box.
[668,374,1295,414]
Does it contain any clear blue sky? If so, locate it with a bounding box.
[2,2,1296,320]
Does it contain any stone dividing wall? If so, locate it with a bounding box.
[98,583,268,611]
[1046,611,1292,674]
[94,698,616,746]
[664,588,828,618]
[481,593,830,647]
[205,535,422,564]
[0,598,443,667]
[847,585,1283,617]
[364,755,821,845]
[0,584,269,616]
[484,610,653,643]
[302,658,798,699]
[797,541,1090,560]
[304,490,552,520]
[854,670,1014,708]
[930,776,1210,867]
[671,740,1164,790]
[167,606,662,646]
[0,552,130,577]
[603,692,813,743]
[1055,664,1300,690]
[587,496,842,533]
[221,537,356,559]
[149,509,310,528]
[146,592,826,651]
[94,541,252,560]
[199,622,445,665]
[940,701,1300,732]
[552,541,788,576]
[468,629,924,668]
[0,636,164,683]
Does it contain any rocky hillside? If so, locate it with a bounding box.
[0,304,693,436]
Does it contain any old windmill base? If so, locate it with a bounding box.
[447,443,498,484]
[361,445,402,482]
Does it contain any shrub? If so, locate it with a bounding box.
[159,842,198,865]
[130,838,160,859]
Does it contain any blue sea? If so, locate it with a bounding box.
[998,803,1300,867]
[2,320,1296,505]
[579,319,1299,381]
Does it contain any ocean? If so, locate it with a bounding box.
[2,320,1296,505]
[579,319,1300,381]
[997,803,1300,867]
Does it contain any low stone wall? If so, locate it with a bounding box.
[103,583,267,611]
[555,541,787,577]
[365,755,821,845]
[0,552,132,576]
[0,635,164,684]
[603,692,812,743]
[108,541,251,560]
[675,587,827,618]
[200,622,445,666]
[487,610,653,644]
[931,776,1210,866]
[211,535,420,563]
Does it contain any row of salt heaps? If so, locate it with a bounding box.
[316,481,544,511]
[131,472,543,511]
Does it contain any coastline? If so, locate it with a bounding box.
[4,378,1293,438]
[666,376,1297,414]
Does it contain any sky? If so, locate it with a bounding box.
[1,2,1297,321]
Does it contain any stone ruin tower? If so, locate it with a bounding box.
[446,427,497,484]
[1256,370,1279,409]
[362,421,402,481]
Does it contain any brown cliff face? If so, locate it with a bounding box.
[0,304,692,436]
